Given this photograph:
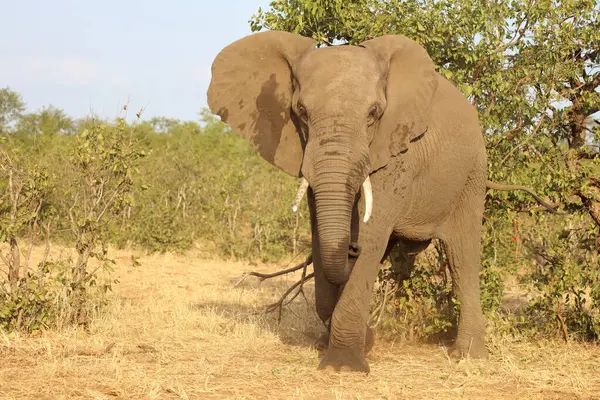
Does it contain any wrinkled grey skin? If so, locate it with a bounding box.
[208,31,488,372]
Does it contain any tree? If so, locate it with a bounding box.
[16,106,75,139]
[0,87,26,134]
[0,145,53,292]
[67,118,145,325]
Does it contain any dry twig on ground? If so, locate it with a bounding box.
[236,254,314,322]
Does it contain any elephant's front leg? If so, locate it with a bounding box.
[318,226,390,373]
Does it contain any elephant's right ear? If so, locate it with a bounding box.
[361,35,438,171]
[207,31,316,177]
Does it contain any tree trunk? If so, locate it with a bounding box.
[8,238,21,292]
[73,246,92,327]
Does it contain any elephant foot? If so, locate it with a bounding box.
[318,345,370,373]
[313,327,376,355]
[450,335,488,359]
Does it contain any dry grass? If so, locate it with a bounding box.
[1,246,600,399]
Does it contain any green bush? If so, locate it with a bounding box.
[374,241,457,341]
[1,114,138,331]
[120,115,311,260]
[0,258,113,332]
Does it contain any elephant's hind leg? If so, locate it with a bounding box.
[438,186,488,359]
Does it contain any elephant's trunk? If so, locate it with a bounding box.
[302,120,370,285]
[313,177,355,285]
[293,176,372,222]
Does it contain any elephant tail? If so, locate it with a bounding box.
[486,180,565,215]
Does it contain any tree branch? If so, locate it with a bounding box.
[486,180,564,214]
[499,115,545,166]
[263,272,315,323]
[234,254,312,286]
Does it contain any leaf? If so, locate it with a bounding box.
[461,84,474,97]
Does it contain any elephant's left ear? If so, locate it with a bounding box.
[361,35,438,171]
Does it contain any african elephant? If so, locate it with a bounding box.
[208,30,490,373]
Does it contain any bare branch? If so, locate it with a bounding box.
[499,115,546,167]
[40,220,51,269]
[234,254,313,287]
[371,280,392,328]
[235,253,316,323]
[263,273,315,323]
[486,180,564,214]
[556,312,569,343]
[68,195,79,236]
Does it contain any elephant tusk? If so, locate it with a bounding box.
[292,178,309,212]
[362,176,373,223]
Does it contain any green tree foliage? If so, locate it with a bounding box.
[0,87,25,134]
[0,115,145,331]
[251,0,600,340]
[0,154,56,332]
[123,113,310,259]
[66,118,145,325]
[0,145,54,291]
[16,106,75,138]
[1,88,310,264]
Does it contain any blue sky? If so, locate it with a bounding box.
[0,0,270,121]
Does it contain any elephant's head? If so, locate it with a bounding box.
[207,31,438,285]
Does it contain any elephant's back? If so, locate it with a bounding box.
[431,74,485,149]
[426,74,487,173]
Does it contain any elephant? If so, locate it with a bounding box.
[207,31,557,373]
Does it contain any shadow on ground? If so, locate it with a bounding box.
[191,274,327,351]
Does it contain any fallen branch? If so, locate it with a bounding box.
[264,272,315,323]
[234,254,315,322]
[233,253,312,287]
[486,180,565,215]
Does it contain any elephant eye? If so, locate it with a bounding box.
[297,102,308,123]
[367,104,380,125]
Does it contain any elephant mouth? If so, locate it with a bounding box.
[348,242,361,257]
[292,176,373,223]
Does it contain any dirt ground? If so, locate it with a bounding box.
[1,246,600,399]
